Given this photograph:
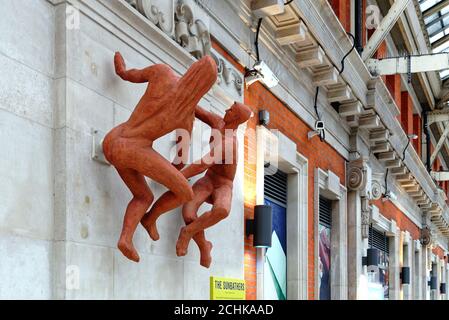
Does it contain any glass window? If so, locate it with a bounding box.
[419,0,449,79]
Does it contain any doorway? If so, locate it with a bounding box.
[263,169,288,300]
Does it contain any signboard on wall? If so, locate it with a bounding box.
[210,277,246,300]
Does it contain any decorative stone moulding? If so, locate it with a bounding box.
[361,198,370,239]
[371,172,384,201]
[175,0,211,59]
[210,49,244,98]
[347,158,373,239]
[347,158,372,198]
[125,0,243,100]
[135,0,175,36]
[128,0,211,58]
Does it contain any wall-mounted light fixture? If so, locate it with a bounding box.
[441,283,447,294]
[429,276,438,290]
[246,205,272,248]
[259,110,270,126]
[367,248,380,267]
[400,266,411,285]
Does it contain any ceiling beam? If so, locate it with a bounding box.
[362,0,412,61]
[430,123,449,167]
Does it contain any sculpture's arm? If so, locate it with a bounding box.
[114,52,155,83]
[181,147,220,179]
[195,106,224,129]
[181,162,212,180]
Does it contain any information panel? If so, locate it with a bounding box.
[210,277,246,300]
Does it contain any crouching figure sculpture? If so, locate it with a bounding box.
[141,103,252,268]
[103,52,217,262]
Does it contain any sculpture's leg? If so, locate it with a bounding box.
[116,168,154,263]
[128,146,194,240]
[176,185,232,257]
[181,177,214,268]
[141,190,180,241]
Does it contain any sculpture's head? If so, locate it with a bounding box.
[224,102,253,126]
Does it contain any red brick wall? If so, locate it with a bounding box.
[371,199,420,240]
[211,40,347,301]
[386,75,402,109]
[329,0,351,32]
[433,246,445,260]
[401,92,414,135]
[244,82,346,300]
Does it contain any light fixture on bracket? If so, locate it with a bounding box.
[400,266,411,285]
[441,283,447,294]
[245,61,280,89]
[366,248,380,268]
[246,205,273,248]
[429,276,438,290]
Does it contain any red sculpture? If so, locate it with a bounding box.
[141,103,252,268]
[103,52,217,262]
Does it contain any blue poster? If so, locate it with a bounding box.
[264,199,287,300]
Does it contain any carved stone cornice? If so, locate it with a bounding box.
[124,0,243,100]
[211,49,243,98]
[347,157,371,195]
[135,0,175,36]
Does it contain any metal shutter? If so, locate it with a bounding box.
[264,169,288,207]
[319,196,332,228]
[369,226,390,254]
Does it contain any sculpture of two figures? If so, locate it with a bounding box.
[103,52,252,268]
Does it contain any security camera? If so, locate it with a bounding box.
[315,121,325,131]
[245,61,279,89]
[308,120,326,140]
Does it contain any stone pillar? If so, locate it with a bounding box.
[425,246,432,300]
[330,186,348,300]
[432,259,439,300]
[388,221,401,300]
[402,231,412,300]
[413,240,422,300]
[445,263,449,300]
[347,190,362,300]
[438,258,447,300]
[346,157,372,300]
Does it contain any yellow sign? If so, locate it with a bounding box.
[210,276,246,300]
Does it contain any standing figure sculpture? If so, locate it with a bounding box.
[103,52,217,262]
[141,102,252,268]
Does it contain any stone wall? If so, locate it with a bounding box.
[0,0,245,299]
[0,0,56,299]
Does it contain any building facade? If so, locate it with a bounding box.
[1,0,449,300]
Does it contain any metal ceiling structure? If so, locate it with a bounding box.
[420,0,449,81]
